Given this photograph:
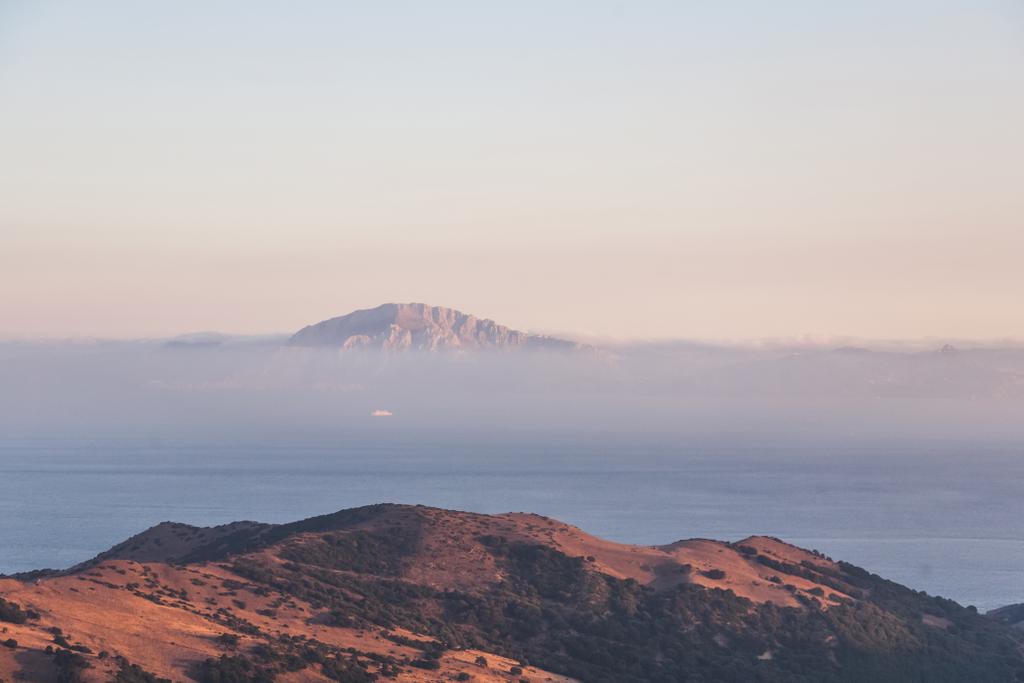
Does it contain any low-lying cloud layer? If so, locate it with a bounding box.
[2,338,1023,445]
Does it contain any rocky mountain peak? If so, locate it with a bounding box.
[288,303,581,351]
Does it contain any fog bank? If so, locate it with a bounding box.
[2,339,1023,448]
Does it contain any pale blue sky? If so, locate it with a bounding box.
[1,2,1022,339]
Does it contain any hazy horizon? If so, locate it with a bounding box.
[2,310,1023,350]
[5,327,1024,351]
[3,299,1024,350]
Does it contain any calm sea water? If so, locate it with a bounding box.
[1,433,1022,612]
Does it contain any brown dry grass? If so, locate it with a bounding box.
[0,504,858,682]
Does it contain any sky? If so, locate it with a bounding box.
[1,1,1022,341]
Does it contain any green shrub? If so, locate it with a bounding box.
[0,598,29,624]
[197,655,274,683]
[113,660,172,683]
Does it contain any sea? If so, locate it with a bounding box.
[2,432,1022,613]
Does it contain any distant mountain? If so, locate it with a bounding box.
[987,603,1024,630]
[689,345,1024,399]
[162,332,289,350]
[289,303,583,352]
[608,343,1024,400]
[2,504,1023,682]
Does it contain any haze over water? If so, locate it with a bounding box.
[3,336,1024,614]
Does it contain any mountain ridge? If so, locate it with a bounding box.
[3,503,1024,682]
[289,303,584,352]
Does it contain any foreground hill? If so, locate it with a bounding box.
[288,303,582,352]
[2,505,1023,683]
